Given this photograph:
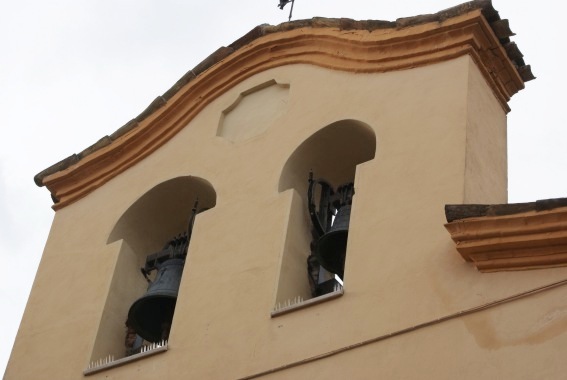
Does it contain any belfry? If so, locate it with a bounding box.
[9,2,567,379]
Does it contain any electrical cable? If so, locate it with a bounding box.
[236,276,567,380]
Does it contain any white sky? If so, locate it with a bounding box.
[1,0,565,375]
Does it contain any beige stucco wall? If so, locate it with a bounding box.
[464,60,508,204]
[7,56,567,380]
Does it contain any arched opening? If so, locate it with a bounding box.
[91,176,216,362]
[276,120,376,306]
[108,176,216,254]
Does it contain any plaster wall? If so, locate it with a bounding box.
[262,285,567,380]
[7,56,566,380]
[464,60,508,203]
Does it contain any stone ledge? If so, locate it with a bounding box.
[271,288,344,317]
[445,202,567,272]
[83,341,167,376]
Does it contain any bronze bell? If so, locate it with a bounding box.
[315,204,350,278]
[307,171,354,279]
[127,258,185,343]
[127,200,199,343]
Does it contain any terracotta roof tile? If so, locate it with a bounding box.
[445,198,567,222]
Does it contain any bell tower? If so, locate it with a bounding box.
[10,2,567,380]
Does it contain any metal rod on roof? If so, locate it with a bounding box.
[277,0,295,22]
[288,0,295,22]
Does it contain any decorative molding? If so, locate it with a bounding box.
[217,79,290,142]
[445,206,567,272]
[43,10,522,210]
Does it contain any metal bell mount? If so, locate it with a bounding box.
[307,171,354,279]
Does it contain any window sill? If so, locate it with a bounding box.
[271,287,344,317]
[84,341,168,376]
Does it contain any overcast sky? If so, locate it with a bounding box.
[1,0,565,375]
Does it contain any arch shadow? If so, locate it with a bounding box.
[108,176,217,256]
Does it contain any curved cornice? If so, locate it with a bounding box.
[40,8,528,210]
